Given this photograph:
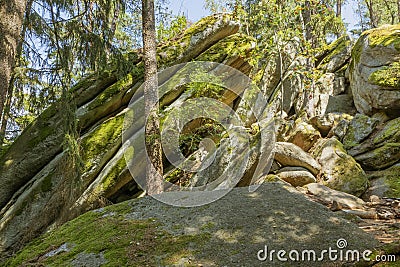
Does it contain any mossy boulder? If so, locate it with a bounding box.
[347,116,400,158]
[364,163,400,198]
[342,114,379,150]
[349,24,400,115]
[354,142,400,170]
[317,35,352,73]
[3,184,380,266]
[312,138,369,197]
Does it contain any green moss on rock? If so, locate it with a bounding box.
[5,202,211,267]
[81,115,124,172]
[316,138,369,197]
[342,114,379,150]
[196,33,255,63]
[369,61,400,89]
[40,174,53,193]
[319,35,351,67]
[373,117,400,145]
[368,164,400,198]
[355,142,400,170]
[99,146,134,195]
[367,24,400,50]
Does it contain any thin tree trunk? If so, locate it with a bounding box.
[398,0,400,23]
[336,0,342,18]
[302,0,316,47]
[0,81,13,145]
[0,0,27,130]
[142,0,163,195]
[365,0,378,28]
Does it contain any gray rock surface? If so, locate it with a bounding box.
[6,183,380,266]
[342,114,379,150]
[274,142,321,175]
[277,167,316,186]
[306,183,366,210]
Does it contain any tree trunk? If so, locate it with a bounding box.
[397,0,400,23]
[142,0,163,195]
[302,0,316,47]
[0,0,27,132]
[0,0,32,146]
[336,0,342,18]
[366,0,378,28]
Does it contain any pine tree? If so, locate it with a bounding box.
[142,0,164,195]
[0,0,27,142]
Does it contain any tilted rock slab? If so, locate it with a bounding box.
[273,142,321,176]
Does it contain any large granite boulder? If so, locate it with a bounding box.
[349,24,400,116]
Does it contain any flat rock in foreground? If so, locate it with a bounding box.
[5,183,380,266]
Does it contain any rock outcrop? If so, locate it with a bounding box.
[0,14,256,254]
[2,13,400,263]
[4,183,380,267]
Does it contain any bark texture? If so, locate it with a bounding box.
[0,0,27,126]
[142,0,164,195]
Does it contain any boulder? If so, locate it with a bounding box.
[331,118,350,140]
[309,113,353,138]
[317,35,352,73]
[354,143,400,170]
[273,142,321,176]
[349,24,400,115]
[316,73,347,96]
[347,116,400,157]
[277,167,316,187]
[309,114,337,137]
[312,138,369,197]
[342,114,379,150]
[260,39,309,115]
[323,95,357,115]
[0,14,257,253]
[286,120,321,152]
[364,163,400,198]
[305,183,366,210]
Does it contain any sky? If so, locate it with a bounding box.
[169,0,360,31]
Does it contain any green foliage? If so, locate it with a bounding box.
[179,119,225,156]
[4,0,176,144]
[157,15,188,43]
